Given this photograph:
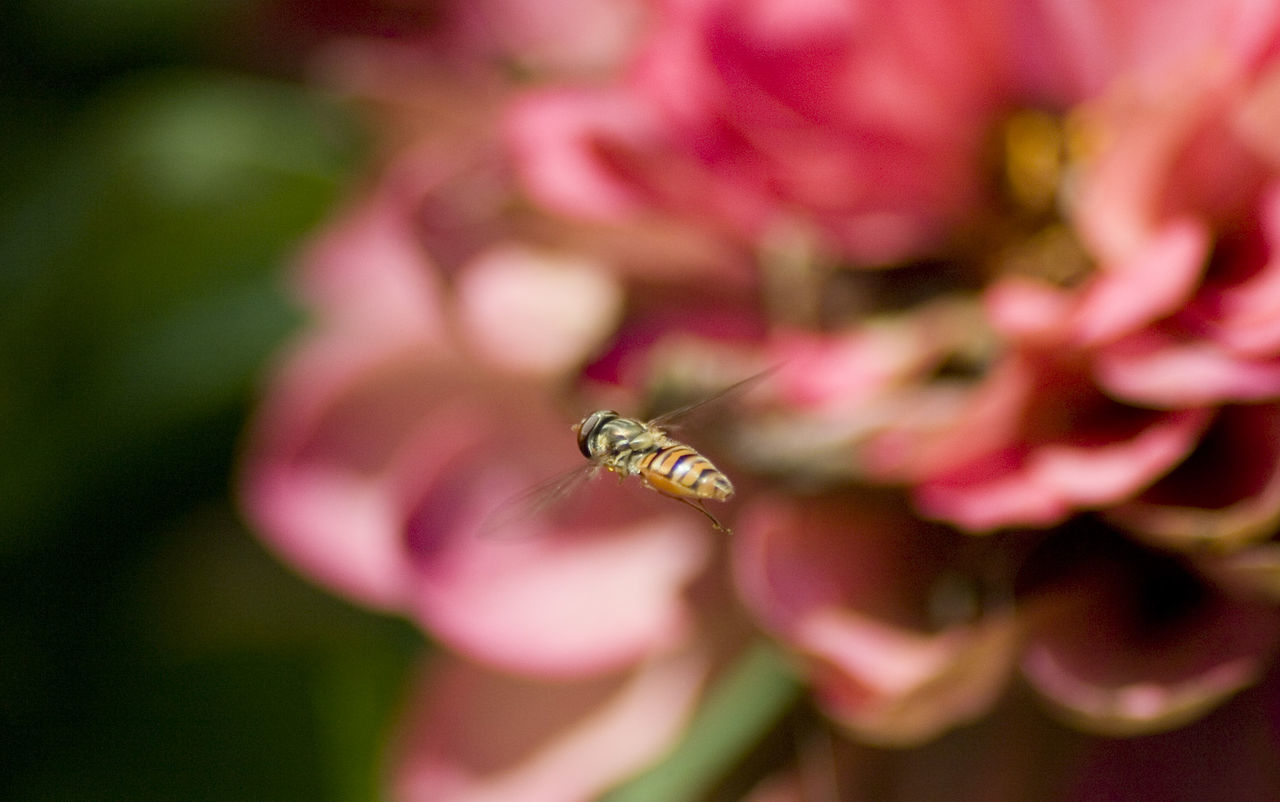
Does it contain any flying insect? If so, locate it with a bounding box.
[481,369,769,536]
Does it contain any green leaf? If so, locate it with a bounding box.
[0,70,360,546]
[603,641,803,802]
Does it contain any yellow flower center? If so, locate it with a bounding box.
[984,108,1099,289]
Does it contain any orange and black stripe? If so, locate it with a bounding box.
[638,444,733,501]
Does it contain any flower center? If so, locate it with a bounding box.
[999,109,1077,216]
[981,108,1098,289]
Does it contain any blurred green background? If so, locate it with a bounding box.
[0,2,421,798]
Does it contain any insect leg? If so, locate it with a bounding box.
[672,495,730,533]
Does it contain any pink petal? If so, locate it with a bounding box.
[799,608,1021,746]
[446,0,645,73]
[504,89,655,221]
[1069,55,1233,265]
[916,399,1211,533]
[1026,407,1212,505]
[766,326,939,412]
[1096,327,1280,406]
[1235,61,1280,167]
[1106,404,1280,550]
[295,192,446,343]
[1189,185,1280,356]
[863,353,1034,482]
[377,379,716,676]
[390,649,710,802]
[1009,0,1117,102]
[579,287,766,386]
[241,335,442,610]
[1021,532,1280,735]
[455,245,624,376]
[1013,0,1280,101]
[244,344,713,675]
[734,495,1021,745]
[914,448,1079,532]
[1071,220,1209,346]
[406,493,713,676]
[507,0,1013,263]
[983,277,1076,344]
[987,220,1213,351]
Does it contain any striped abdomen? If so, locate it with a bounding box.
[637,443,733,501]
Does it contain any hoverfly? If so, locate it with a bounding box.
[480,369,771,536]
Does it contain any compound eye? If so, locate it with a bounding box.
[576,410,617,458]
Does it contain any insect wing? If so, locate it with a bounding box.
[477,462,597,539]
[646,366,778,429]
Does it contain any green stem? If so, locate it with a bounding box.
[603,640,803,802]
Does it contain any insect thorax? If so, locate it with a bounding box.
[584,415,665,462]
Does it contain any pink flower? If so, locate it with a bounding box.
[875,350,1215,532]
[390,648,710,802]
[239,17,764,793]
[734,489,1280,742]
[1016,523,1280,734]
[241,169,738,678]
[501,0,1280,543]
[734,492,1021,745]
[507,0,1014,264]
[1107,404,1280,551]
[239,0,1280,796]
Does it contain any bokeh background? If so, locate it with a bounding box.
[0,2,421,798]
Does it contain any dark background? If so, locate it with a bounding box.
[0,2,422,798]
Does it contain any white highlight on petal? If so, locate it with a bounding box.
[457,245,624,375]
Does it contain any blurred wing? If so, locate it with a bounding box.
[477,462,598,539]
[647,365,779,429]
